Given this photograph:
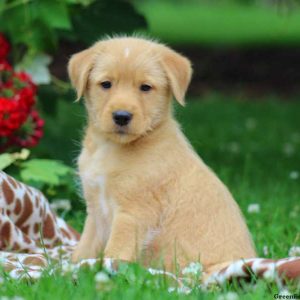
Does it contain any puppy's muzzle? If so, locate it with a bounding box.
[112,110,133,127]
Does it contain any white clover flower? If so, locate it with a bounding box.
[283,143,295,157]
[247,203,260,214]
[95,271,110,283]
[228,142,240,154]
[50,199,71,212]
[289,211,298,218]
[245,118,257,130]
[177,286,192,294]
[289,205,299,218]
[278,289,292,297]
[78,258,99,267]
[168,286,191,295]
[61,261,78,274]
[289,171,299,180]
[288,246,300,257]
[182,262,203,275]
[95,271,112,291]
[291,132,300,143]
[217,291,239,300]
[0,297,24,300]
[263,245,269,256]
[72,272,78,281]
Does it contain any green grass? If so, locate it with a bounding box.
[1,95,300,299]
[137,1,300,46]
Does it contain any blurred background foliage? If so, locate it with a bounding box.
[0,0,299,216]
[138,0,300,46]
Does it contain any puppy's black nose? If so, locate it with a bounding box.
[112,110,133,126]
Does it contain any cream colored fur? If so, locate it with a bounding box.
[68,37,256,276]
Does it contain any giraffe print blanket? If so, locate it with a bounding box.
[0,170,299,290]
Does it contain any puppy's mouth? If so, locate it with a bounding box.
[115,125,129,135]
[103,127,133,136]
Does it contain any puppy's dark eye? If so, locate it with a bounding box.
[140,84,152,92]
[100,81,112,89]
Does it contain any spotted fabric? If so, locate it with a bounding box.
[0,171,79,278]
[0,171,299,290]
[205,257,300,288]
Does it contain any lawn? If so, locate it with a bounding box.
[137,1,300,46]
[1,94,300,299]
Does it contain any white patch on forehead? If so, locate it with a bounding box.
[124,47,130,58]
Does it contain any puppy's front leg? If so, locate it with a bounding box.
[72,213,102,262]
[104,212,146,262]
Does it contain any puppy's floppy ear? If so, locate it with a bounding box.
[160,47,192,106]
[68,47,96,101]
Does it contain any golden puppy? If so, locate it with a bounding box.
[68,36,256,276]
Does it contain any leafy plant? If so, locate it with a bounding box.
[0,150,79,207]
[0,149,29,169]
[0,0,147,84]
[71,0,148,45]
[20,158,73,186]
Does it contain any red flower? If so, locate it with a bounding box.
[12,110,44,148]
[0,61,12,72]
[0,98,28,137]
[0,34,9,62]
[0,32,44,152]
[17,86,36,108]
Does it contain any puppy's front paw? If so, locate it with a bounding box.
[103,258,128,274]
[103,257,117,274]
[72,244,98,263]
[71,248,85,263]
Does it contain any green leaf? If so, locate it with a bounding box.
[72,0,147,45]
[0,153,16,170]
[0,0,5,13]
[66,0,94,6]
[12,149,30,161]
[0,1,61,54]
[0,2,30,40]
[20,159,73,186]
[35,0,72,30]
[0,149,30,170]
[24,20,58,53]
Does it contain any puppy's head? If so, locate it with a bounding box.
[68,37,192,144]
